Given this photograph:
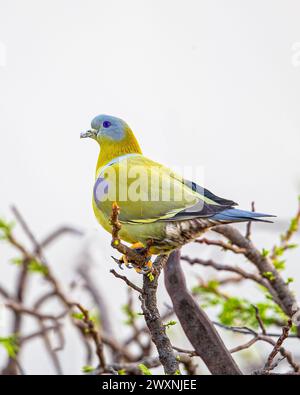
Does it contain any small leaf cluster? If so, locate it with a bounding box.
[193,281,288,328]
[121,304,141,326]
[0,335,18,358]
[0,218,14,240]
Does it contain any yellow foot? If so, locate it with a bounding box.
[111,255,133,270]
[130,242,146,251]
[132,259,153,274]
[112,242,153,274]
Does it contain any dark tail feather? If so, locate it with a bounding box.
[212,208,276,223]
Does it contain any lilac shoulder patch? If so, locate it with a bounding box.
[93,177,109,204]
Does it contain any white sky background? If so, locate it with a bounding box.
[0,0,300,374]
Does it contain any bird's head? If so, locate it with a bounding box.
[81,114,131,143]
[81,115,142,167]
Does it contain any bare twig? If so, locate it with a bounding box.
[263,319,293,373]
[74,304,106,369]
[182,255,273,291]
[110,269,142,294]
[271,199,300,260]
[77,260,113,337]
[39,226,83,250]
[252,305,267,335]
[195,238,246,254]
[20,324,62,344]
[5,300,67,321]
[245,201,255,240]
[213,321,300,373]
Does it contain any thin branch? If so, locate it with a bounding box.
[172,346,197,357]
[182,255,272,290]
[195,238,246,254]
[212,321,298,338]
[74,304,106,369]
[77,260,114,336]
[39,226,83,250]
[263,319,293,373]
[5,300,67,321]
[252,304,267,335]
[230,337,259,354]
[271,199,300,260]
[110,269,142,294]
[213,321,300,373]
[0,284,11,299]
[245,201,255,240]
[20,324,62,344]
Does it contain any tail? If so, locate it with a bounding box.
[211,208,275,223]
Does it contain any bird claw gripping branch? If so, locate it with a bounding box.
[110,203,155,274]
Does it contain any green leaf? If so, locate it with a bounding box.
[261,248,270,257]
[289,217,299,233]
[10,257,23,266]
[273,259,286,271]
[273,246,284,257]
[286,243,298,250]
[0,335,18,358]
[262,271,275,281]
[121,304,140,326]
[0,218,14,240]
[118,369,126,375]
[192,280,220,295]
[212,295,288,328]
[193,276,288,329]
[71,312,85,320]
[164,320,177,329]
[28,259,48,275]
[82,365,95,373]
[138,364,152,375]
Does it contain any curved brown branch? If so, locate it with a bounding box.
[195,237,246,254]
[181,255,272,290]
[164,249,242,375]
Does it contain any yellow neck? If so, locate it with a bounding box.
[96,130,142,173]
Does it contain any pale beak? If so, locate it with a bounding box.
[80,129,97,139]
